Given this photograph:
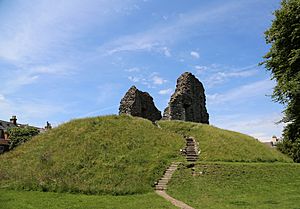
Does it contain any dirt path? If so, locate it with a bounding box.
[155,190,195,209]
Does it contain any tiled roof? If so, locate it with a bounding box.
[0,120,18,131]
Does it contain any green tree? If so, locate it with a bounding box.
[262,0,300,162]
[7,126,39,150]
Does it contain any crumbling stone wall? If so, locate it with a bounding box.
[119,86,162,122]
[163,72,209,124]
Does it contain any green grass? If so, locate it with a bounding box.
[167,162,300,209]
[159,120,291,162]
[0,115,295,209]
[0,189,177,209]
[0,115,185,195]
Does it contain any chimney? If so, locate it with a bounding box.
[10,116,17,125]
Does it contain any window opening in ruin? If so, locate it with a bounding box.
[183,104,191,121]
[141,107,147,117]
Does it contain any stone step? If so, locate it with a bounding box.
[186,156,198,159]
[187,151,197,153]
[187,157,198,159]
[159,176,171,179]
[186,152,198,156]
[159,177,170,181]
[164,172,174,175]
[158,180,169,184]
[165,170,176,173]
[155,186,165,190]
[186,146,196,149]
[186,159,197,162]
[186,145,196,148]
[166,168,177,171]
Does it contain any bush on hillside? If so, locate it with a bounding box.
[8,126,39,150]
[277,138,300,162]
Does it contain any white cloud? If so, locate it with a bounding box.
[0,94,5,101]
[125,67,141,72]
[162,47,171,57]
[0,97,67,127]
[100,1,244,56]
[0,63,74,95]
[195,65,208,73]
[128,76,142,83]
[159,88,173,95]
[196,64,259,87]
[190,51,200,59]
[0,0,136,64]
[207,79,274,105]
[127,72,167,87]
[29,63,73,75]
[212,113,284,142]
[206,69,257,87]
[152,75,167,85]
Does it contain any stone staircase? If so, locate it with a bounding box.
[185,137,199,162]
[155,162,180,191]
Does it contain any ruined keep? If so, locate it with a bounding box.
[119,86,162,122]
[163,72,209,124]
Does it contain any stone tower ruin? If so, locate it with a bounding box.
[119,86,162,122]
[163,72,209,124]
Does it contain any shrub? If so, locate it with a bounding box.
[7,126,39,150]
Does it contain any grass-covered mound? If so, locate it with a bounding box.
[159,120,292,162]
[168,162,300,209]
[0,115,184,195]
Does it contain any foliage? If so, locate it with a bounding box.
[0,115,184,195]
[158,120,292,162]
[168,162,300,209]
[262,0,300,162]
[7,126,39,150]
[277,138,300,162]
[0,190,177,209]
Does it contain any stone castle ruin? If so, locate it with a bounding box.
[119,86,162,122]
[163,72,209,124]
[119,72,209,124]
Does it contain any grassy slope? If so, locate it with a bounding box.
[0,115,184,195]
[0,115,295,209]
[0,190,177,209]
[159,120,291,162]
[168,162,300,209]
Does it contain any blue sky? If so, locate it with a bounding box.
[0,0,284,141]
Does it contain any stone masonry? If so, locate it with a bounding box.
[163,72,209,124]
[119,86,162,122]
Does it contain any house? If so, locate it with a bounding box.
[0,116,18,154]
[0,116,46,154]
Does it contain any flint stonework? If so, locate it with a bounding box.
[163,72,209,124]
[119,86,162,122]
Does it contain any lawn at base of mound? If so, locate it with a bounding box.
[159,120,291,162]
[0,115,185,195]
[167,162,300,209]
[0,189,177,209]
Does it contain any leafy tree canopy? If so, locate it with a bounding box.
[262,0,300,162]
